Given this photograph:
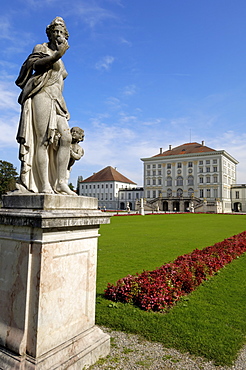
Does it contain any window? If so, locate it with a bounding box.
[206,176,210,183]
[177,188,183,197]
[105,193,108,200]
[101,184,104,188]
[167,163,171,169]
[136,193,139,199]
[147,165,150,169]
[147,179,150,185]
[97,184,99,188]
[158,170,161,175]
[158,178,162,185]
[206,189,211,198]
[128,193,131,200]
[85,185,87,189]
[153,190,156,198]
[199,160,203,165]
[147,170,150,176]
[158,164,161,168]
[188,162,193,167]
[206,167,210,173]
[89,185,91,189]
[199,167,203,173]
[101,194,104,200]
[177,162,182,168]
[147,190,150,198]
[167,177,172,186]
[152,164,156,168]
[206,160,210,164]
[121,193,124,199]
[93,185,95,189]
[213,159,217,164]
[213,166,217,172]
[236,191,239,199]
[188,175,194,186]
[153,170,156,176]
[199,177,203,184]
[152,178,156,185]
[188,188,194,197]
[200,189,204,198]
[177,176,183,186]
[110,184,113,188]
[167,188,172,197]
[214,189,218,198]
[106,184,108,188]
[213,176,218,183]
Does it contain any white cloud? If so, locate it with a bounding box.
[0,116,19,146]
[141,118,162,126]
[122,84,136,96]
[120,37,132,47]
[0,80,20,112]
[65,1,119,28]
[95,55,115,70]
[105,96,123,110]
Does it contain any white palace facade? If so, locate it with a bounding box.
[141,141,239,213]
[78,166,143,210]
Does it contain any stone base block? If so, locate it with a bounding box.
[0,326,110,370]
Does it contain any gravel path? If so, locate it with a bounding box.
[88,326,246,370]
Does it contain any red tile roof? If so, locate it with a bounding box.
[82,166,136,184]
[154,142,216,157]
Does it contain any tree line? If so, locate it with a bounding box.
[0,160,18,198]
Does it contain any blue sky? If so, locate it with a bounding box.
[1,0,246,187]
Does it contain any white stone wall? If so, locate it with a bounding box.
[142,150,238,213]
[78,181,137,210]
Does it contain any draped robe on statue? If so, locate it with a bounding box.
[16,42,70,193]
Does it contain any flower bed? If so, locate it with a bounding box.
[104,231,246,312]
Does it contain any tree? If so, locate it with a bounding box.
[0,160,19,197]
[68,182,75,191]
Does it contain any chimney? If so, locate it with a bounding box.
[201,140,205,146]
[160,148,163,154]
[169,145,172,151]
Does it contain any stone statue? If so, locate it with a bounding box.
[68,127,85,171]
[15,16,78,196]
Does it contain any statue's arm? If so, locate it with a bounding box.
[33,41,69,71]
[70,146,84,160]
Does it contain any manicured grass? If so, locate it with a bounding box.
[96,213,246,366]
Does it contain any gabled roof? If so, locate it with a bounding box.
[153,142,216,157]
[82,166,136,184]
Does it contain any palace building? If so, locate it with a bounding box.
[141,141,238,213]
[77,166,142,210]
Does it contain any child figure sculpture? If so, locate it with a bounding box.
[68,127,84,172]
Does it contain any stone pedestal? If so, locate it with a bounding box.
[0,194,111,369]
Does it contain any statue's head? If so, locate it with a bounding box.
[46,17,69,42]
[71,127,85,142]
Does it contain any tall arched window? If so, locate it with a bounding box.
[167,176,172,186]
[167,188,172,197]
[177,176,183,186]
[177,188,183,197]
[188,175,194,186]
[188,188,194,197]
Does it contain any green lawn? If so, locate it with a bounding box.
[96,213,246,366]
